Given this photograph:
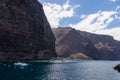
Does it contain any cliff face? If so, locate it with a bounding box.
[0,0,57,62]
[53,27,120,60]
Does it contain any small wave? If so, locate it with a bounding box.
[48,60,80,64]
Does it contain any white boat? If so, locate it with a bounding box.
[14,62,28,66]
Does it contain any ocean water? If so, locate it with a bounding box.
[0,60,120,80]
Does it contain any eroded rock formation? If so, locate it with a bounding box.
[0,0,57,62]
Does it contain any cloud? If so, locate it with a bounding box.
[110,0,116,3]
[115,5,120,19]
[43,0,80,28]
[70,10,120,41]
[80,14,87,19]
[95,27,120,41]
[71,11,117,32]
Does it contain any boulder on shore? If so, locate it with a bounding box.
[114,64,120,72]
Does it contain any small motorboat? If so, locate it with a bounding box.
[14,62,28,67]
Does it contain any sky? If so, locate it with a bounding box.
[38,0,120,41]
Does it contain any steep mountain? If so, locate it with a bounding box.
[0,0,57,62]
[53,27,120,60]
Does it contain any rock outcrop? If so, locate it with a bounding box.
[0,0,57,62]
[53,27,120,60]
[114,64,120,72]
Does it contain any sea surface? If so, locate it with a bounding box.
[0,60,120,80]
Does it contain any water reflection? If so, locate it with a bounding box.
[0,61,120,80]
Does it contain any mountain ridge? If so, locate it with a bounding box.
[53,27,120,60]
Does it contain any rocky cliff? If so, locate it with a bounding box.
[0,0,57,62]
[53,27,120,60]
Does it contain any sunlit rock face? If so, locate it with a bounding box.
[0,0,57,62]
[53,27,120,60]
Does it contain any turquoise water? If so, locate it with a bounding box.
[0,60,120,80]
